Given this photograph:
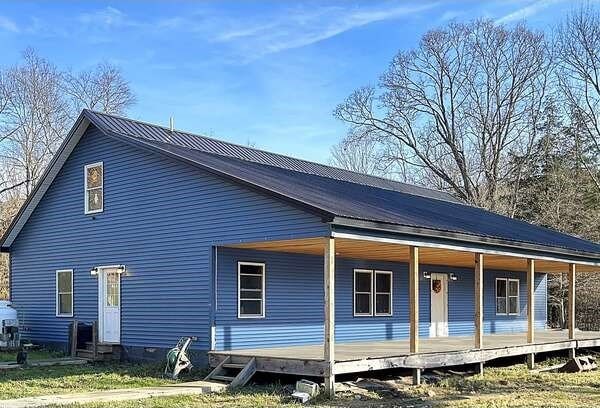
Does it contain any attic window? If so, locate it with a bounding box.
[85,162,103,214]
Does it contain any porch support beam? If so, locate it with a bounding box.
[527,259,535,369]
[568,263,576,340]
[527,259,535,344]
[474,253,484,350]
[409,246,420,385]
[409,246,419,354]
[324,237,336,398]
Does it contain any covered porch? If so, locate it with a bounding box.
[209,329,600,375]
[212,230,600,396]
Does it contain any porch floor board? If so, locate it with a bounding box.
[208,330,600,377]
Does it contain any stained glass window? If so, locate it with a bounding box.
[85,163,103,213]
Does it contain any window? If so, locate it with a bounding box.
[496,278,519,315]
[354,269,392,317]
[56,270,73,317]
[85,162,103,214]
[238,262,265,318]
[354,270,372,316]
[375,271,392,316]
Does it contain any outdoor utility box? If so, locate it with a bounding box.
[295,379,319,396]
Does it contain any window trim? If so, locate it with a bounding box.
[353,269,373,317]
[56,269,74,318]
[495,278,520,316]
[237,261,265,319]
[374,270,393,317]
[84,162,104,215]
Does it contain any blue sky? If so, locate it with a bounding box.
[0,0,591,163]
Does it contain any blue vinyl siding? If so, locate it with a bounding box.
[216,248,547,350]
[10,126,328,351]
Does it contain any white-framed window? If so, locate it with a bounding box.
[84,162,103,214]
[354,269,373,316]
[56,269,73,317]
[354,269,392,317]
[496,278,520,315]
[374,271,393,316]
[238,262,265,318]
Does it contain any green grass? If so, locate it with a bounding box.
[0,348,64,362]
[0,358,206,400]
[3,355,600,407]
[44,361,600,408]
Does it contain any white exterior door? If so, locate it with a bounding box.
[98,268,121,344]
[430,273,449,337]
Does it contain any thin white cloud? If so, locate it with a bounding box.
[495,0,563,24]
[0,15,19,33]
[77,6,134,28]
[210,2,440,61]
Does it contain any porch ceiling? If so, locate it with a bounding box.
[225,237,600,273]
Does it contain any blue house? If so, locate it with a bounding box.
[2,110,600,394]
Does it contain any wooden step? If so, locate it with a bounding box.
[85,342,118,353]
[223,363,246,369]
[204,356,257,389]
[76,349,120,361]
[211,375,236,382]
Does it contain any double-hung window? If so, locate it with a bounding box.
[354,269,392,317]
[238,262,265,318]
[85,162,103,214]
[56,269,73,317]
[496,278,519,315]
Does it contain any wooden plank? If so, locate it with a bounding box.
[92,321,98,361]
[474,253,483,349]
[334,340,579,373]
[324,237,335,397]
[230,357,256,388]
[209,353,328,377]
[0,358,88,371]
[576,338,600,348]
[204,355,231,381]
[409,246,419,353]
[527,259,535,344]
[568,264,576,339]
[70,320,78,357]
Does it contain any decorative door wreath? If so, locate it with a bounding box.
[432,279,442,293]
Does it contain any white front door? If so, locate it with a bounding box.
[430,273,449,337]
[98,268,121,344]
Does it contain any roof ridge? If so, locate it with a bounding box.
[84,109,459,202]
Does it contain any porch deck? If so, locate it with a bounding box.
[208,329,600,377]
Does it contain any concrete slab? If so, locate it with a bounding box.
[0,380,227,408]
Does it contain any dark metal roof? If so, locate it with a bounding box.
[5,109,600,260]
[84,110,460,203]
[84,110,600,259]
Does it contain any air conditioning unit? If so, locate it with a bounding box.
[0,301,20,349]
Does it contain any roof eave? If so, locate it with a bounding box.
[331,217,600,265]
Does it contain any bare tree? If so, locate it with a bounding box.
[62,62,136,118]
[334,20,550,210]
[556,6,600,193]
[0,49,69,195]
[330,129,393,177]
[0,49,136,198]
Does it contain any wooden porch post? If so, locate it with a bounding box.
[324,237,336,397]
[568,263,576,340]
[474,253,484,350]
[409,246,420,384]
[527,259,535,369]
